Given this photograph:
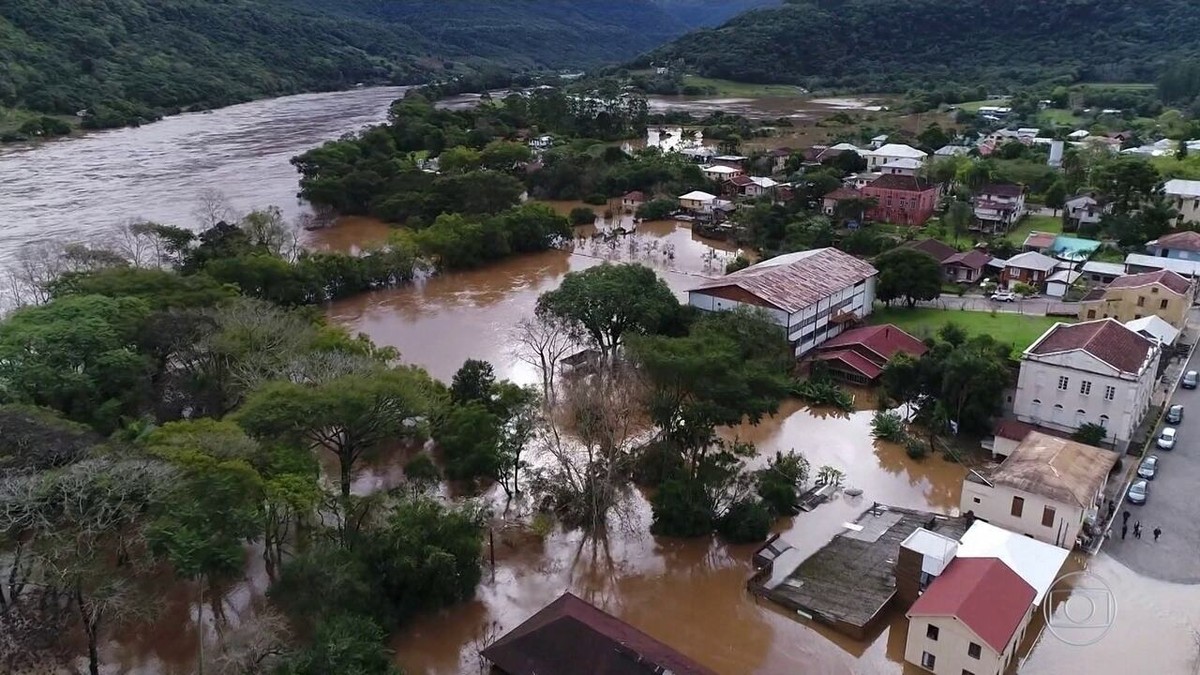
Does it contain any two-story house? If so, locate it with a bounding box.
[1000,251,1057,291]
[1146,229,1200,261]
[865,143,928,170]
[880,158,922,176]
[1163,178,1200,225]
[1077,269,1194,329]
[1064,195,1108,230]
[688,248,877,356]
[678,190,718,213]
[973,183,1026,234]
[1013,319,1161,451]
[861,175,940,226]
[702,164,743,181]
[960,431,1118,549]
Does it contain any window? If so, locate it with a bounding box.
[1087,309,1096,319]
[1152,286,1159,294]
[968,642,982,659]
[1043,506,1056,527]
[1011,496,1024,517]
[972,496,981,504]
[1080,381,1092,396]
[926,624,939,640]
[1137,296,1145,307]
[1057,376,1069,391]
[1076,409,1086,426]
[1104,386,1116,401]
[921,652,936,669]
[1161,299,1170,309]
[1100,414,1109,428]
[1135,314,1143,319]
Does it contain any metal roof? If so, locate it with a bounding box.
[689,248,877,314]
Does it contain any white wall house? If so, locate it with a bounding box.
[865,143,928,170]
[960,431,1119,548]
[688,248,877,356]
[1013,319,1160,451]
[1164,178,1200,225]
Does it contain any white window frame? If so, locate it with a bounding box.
[1057,375,1069,391]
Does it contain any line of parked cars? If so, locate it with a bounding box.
[1128,370,1198,505]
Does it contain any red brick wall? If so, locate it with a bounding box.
[862,186,938,226]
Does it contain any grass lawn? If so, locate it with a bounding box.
[680,75,806,98]
[1004,214,1062,244]
[958,98,1009,112]
[1075,82,1155,91]
[871,307,1065,356]
[1038,108,1082,126]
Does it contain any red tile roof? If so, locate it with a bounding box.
[904,238,958,263]
[823,186,863,201]
[1104,269,1192,295]
[815,348,886,379]
[863,174,936,193]
[992,418,1069,442]
[1022,231,1058,249]
[908,558,1035,654]
[623,191,645,202]
[979,183,1025,198]
[726,174,755,187]
[481,593,716,675]
[1028,319,1156,374]
[943,249,992,270]
[819,324,927,362]
[691,248,877,314]
[1153,230,1200,252]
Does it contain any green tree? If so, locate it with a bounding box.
[436,402,502,485]
[756,450,810,516]
[536,263,678,362]
[874,248,943,307]
[277,614,401,675]
[234,368,439,498]
[636,198,678,220]
[569,206,596,225]
[942,200,974,244]
[1044,180,1067,216]
[449,359,497,406]
[1093,155,1161,213]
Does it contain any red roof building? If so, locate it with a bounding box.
[861,174,939,226]
[481,593,716,675]
[903,238,958,263]
[1026,318,1156,374]
[942,249,994,283]
[813,324,927,383]
[906,558,1036,670]
[1103,269,1192,295]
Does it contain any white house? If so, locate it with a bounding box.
[1163,179,1200,225]
[688,248,877,356]
[701,164,743,181]
[1044,270,1081,298]
[678,190,718,213]
[1064,195,1107,229]
[881,158,923,176]
[865,143,928,170]
[959,431,1118,548]
[1013,319,1160,452]
[973,183,1027,234]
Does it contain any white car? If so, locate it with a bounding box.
[991,291,1016,302]
[1157,427,1177,450]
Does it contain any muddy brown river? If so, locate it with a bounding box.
[1,88,1188,675]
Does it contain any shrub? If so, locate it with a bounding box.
[583,193,608,206]
[636,197,678,220]
[725,255,752,274]
[791,378,854,412]
[756,450,810,516]
[871,410,906,442]
[569,206,596,225]
[717,499,772,543]
[905,437,929,459]
[633,440,685,487]
[650,478,714,537]
[1072,422,1107,446]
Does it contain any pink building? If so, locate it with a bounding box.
[861,175,940,226]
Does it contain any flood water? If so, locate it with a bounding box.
[0,85,1190,674]
[436,91,884,120]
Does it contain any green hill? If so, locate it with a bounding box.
[642,0,1200,92]
[0,0,778,130]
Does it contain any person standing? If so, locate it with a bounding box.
[1154,527,1163,542]
[1121,523,1128,539]
[1134,522,1142,539]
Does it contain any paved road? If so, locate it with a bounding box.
[1107,338,1200,583]
[916,295,1079,316]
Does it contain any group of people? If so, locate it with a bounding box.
[1120,510,1162,541]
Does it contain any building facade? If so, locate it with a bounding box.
[688,248,877,356]
[862,175,939,226]
[1077,269,1193,328]
[1146,229,1200,262]
[1164,178,1200,224]
[1013,320,1160,451]
[865,143,928,170]
[1000,251,1058,291]
[973,183,1026,233]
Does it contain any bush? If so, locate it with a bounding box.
[583,193,608,206]
[905,437,929,459]
[717,499,772,543]
[725,255,751,274]
[569,206,596,225]
[633,440,685,487]
[636,197,678,220]
[756,450,810,516]
[650,478,714,537]
[791,377,854,412]
[871,410,906,442]
[1072,422,1107,446]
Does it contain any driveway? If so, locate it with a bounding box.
[1106,337,1200,583]
[916,295,1079,316]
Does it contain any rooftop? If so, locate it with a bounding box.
[1027,318,1156,375]
[907,557,1035,653]
[979,183,1025,198]
[1105,269,1192,295]
[956,521,1070,605]
[679,190,717,202]
[992,418,1069,443]
[869,143,928,158]
[481,592,716,675]
[763,505,969,633]
[943,249,992,270]
[726,174,755,187]
[749,176,779,189]
[1046,269,1082,284]
[814,324,927,379]
[904,238,958,263]
[1003,250,1058,272]
[690,248,877,314]
[1125,315,1180,346]
[1150,229,1200,252]
[864,174,936,192]
[1022,231,1058,249]
[702,164,741,175]
[881,157,923,170]
[1080,260,1125,276]
[935,145,971,156]
[1164,178,1200,198]
[1125,253,1200,278]
[980,431,1119,508]
[823,186,863,201]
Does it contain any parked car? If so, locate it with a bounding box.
[1126,479,1149,505]
[1167,404,1185,424]
[1184,371,1199,390]
[1138,455,1160,480]
[1158,427,1177,450]
[991,291,1016,302]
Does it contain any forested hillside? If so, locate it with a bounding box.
[0,0,775,131]
[644,0,1200,92]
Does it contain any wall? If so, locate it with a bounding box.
[1168,193,1200,224]
[1077,285,1189,328]
[960,479,1084,548]
[1012,350,1158,449]
[863,187,937,226]
[904,616,1006,675]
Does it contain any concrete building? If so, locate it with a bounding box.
[1163,178,1200,224]
[999,251,1058,291]
[701,164,743,181]
[861,175,940,226]
[1064,195,1107,230]
[1124,252,1200,278]
[678,190,718,213]
[688,248,877,356]
[1014,319,1160,451]
[960,431,1119,548]
[1080,260,1124,285]
[973,184,1026,234]
[865,143,928,170]
[1146,229,1200,262]
[1077,269,1193,328]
